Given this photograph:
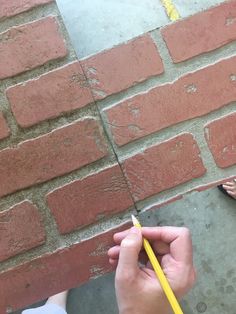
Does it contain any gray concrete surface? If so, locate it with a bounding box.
[173,0,225,17]
[140,188,236,314]
[16,186,236,313]
[56,0,226,59]
[56,0,168,59]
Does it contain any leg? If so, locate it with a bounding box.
[46,291,69,311]
[22,290,69,314]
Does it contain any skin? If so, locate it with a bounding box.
[108,226,196,314]
[222,180,236,199]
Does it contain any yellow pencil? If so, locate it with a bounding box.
[131,215,184,314]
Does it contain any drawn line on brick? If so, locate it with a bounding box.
[160,0,180,21]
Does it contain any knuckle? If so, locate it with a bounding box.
[120,236,136,249]
[115,271,135,286]
[180,227,191,237]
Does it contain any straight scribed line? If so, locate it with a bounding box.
[160,0,181,21]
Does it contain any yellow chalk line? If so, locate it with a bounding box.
[160,0,180,21]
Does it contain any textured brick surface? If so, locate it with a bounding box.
[7,62,94,127]
[47,164,134,234]
[0,0,53,19]
[81,34,164,100]
[161,0,236,63]
[0,222,131,312]
[1,0,236,311]
[0,113,10,140]
[0,119,108,197]
[205,113,236,168]
[0,201,45,262]
[122,134,206,201]
[106,56,236,146]
[0,17,67,79]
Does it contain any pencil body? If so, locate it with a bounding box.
[132,215,184,314]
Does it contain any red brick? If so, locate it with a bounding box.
[105,56,236,146]
[0,0,53,19]
[0,118,108,198]
[161,0,236,63]
[47,164,134,234]
[6,62,94,127]
[0,17,67,79]
[0,201,45,262]
[122,134,206,202]
[0,221,131,312]
[81,34,164,100]
[0,112,10,140]
[194,176,236,192]
[205,113,236,168]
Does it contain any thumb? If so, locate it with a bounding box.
[116,227,142,277]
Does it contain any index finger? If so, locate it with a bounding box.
[142,226,193,264]
[113,228,131,244]
[113,226,193,263]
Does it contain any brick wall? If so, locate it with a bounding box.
[0,0,236,312]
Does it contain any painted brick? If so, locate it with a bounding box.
[122,134,206,202]
[0,221,132,312]
[0,0,53,20]
[0,118,108,198]
[105,56,236,146]
[0,201,45,262]
[205,113,236,168]
[81,34,164,100]
[194,176,236,192]
[6,62,94,127]
[47,164,134,234]
[0,112,10,140]
[0,17,67,79]
[161,0,236,63]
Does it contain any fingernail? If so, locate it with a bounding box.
[130,226,140,234]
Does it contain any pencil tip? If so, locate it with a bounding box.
[131,214,139,225]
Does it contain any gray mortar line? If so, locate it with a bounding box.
[1,0,235,271]
[101,100,236,212]
[76,50,140,220]
[0,104,101,151]
[0,3,79,149]
[96,31,236,113]
[0,154,118,211]
[102,101,236,161]
[136,160,236,213]
[0,2,60,33]
[0,208,135,273]
[0,1,137,261]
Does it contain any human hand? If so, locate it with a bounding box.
[108,226,196,314]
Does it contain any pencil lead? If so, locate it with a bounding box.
[131,214,140,226]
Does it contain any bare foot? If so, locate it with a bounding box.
[222,180,236,199]
[46,291,69,310]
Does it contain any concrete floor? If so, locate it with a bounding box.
[16,186,236,314]
[56,0,225,59]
